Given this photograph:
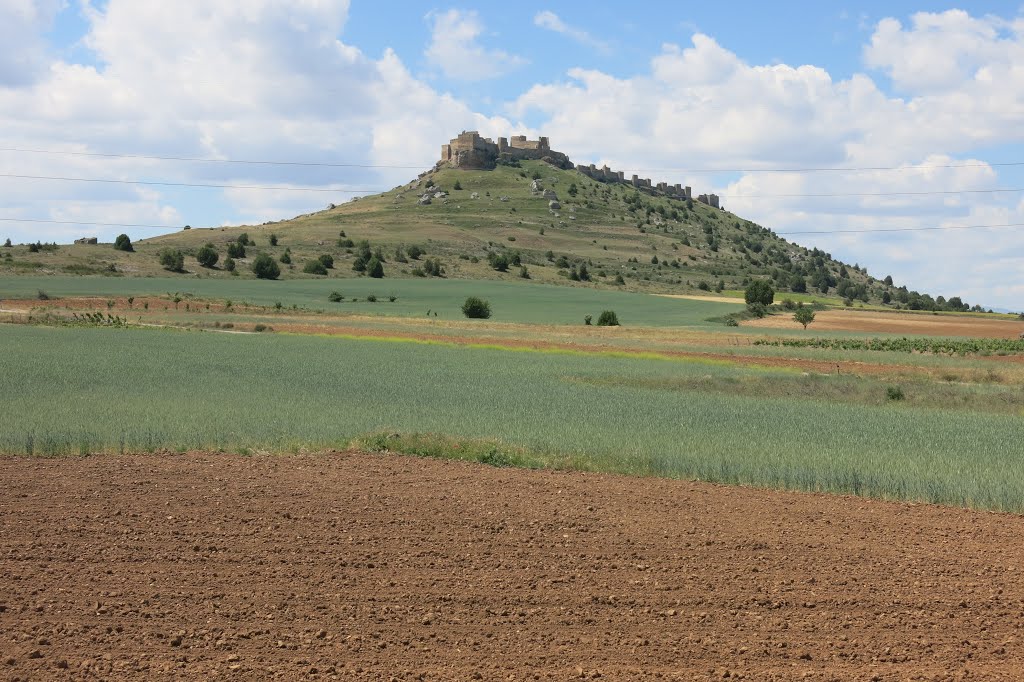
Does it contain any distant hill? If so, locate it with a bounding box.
[0,146,985,313]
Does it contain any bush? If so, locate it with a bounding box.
[223,256,236,272]
[584,315,592,325]
[3,238,11,247]
[303,259,328,275]
[113,234,134,252]
[280,250,291,264]
[237,232,251,246]
[453,180,462,190]
[269,233,278,246]
[746,302,767,318]
[328,291,343,302]
[196,244,218,268]
[28,242,40,253]
[614,273,625,285]
[158,248,185,272]
[744,280,775,306]
[406,245,424,260]
[462,296,491,319]
[519,265,530,279]
[253,324,270,333]
[366,257,384,278]
[366,294,377,302]
[227,242,246,259]
[423,258,444,277]
[489,253,509,272]
[596,310,620,326]
[887,386,905,401]
[318,253,334,269]
[252,253,280,280]
[337,238,354,248]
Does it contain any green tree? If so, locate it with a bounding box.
[269,233,278,246]
[252,253,280,280]
[196,244,218,268]
[744,280,775,306]
[318,253,335,269]
[158,248,185,272]
[227,242,246,259]
[366,257,384,278]
[113,234,134,252]
[794,305,816,329]
[596,310,620,326]
[462,296,491,319]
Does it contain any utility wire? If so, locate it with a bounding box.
[2,172,1023,199]
[0,173,379,193]
[3,146,1023,175]
[2,217,1022,237]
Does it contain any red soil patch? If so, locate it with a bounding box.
[2,451,1024,680]
[746,308,1024,339]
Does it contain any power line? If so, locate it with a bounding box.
[3,172,1023,199]
[2,217,1022,237]
[3,145,1023,175]
[777,222,1024,235]
[0,147,429,169]
[0,173,383,193]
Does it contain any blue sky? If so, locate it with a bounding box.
[1,1,1023,309]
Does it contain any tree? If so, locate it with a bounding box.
[596,310,620,326]
[366,257,384,278]
[462,296,491,319]
[280,250,292,264]
[223,256,236,272]
[269,233,278,246]
[318,253,334,269]
[303,259,328,275]
[252,253,280,280]
[196,244,219,268]
[227,242,246,259]
[113,234,134,252]
[884,275,894,286]
[406,244,424,260]
[744,280,775,306]
[2,238,11,247]
[794,305,815,330]
[158,248,185,272]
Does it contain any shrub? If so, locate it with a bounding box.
[453,180,462,190]
[158,248,185,272]
[237,232,251,246]
[489,253,509,272]
[223,256,236,272]
[366,257,384,278]
[113,234,134,252]
[3,238,11,247]
[747,302,767,318]
[614,273,625,285]
[887,386,905,401]
[196,244,218,268]
[388,295,397,302]
[337,238,354,248]
[596,310,619,326]
[584,315,592,325]
[366,294,377,302]
[269,233,278,246]
[697,281,711,291]
[328,291,343,302]
[462,296,491,319]
[253,324,269,333]
[519,265,530,279]
[318,253,334,269]
[744,280,775,306]
[781,298,797,310]
[280,250,291,264]
[423,258,444,277]
[252,253,280,280]
[406,245,424,260]
[28,242,40,253]
[227,242,246,259]
[303,259,328,275]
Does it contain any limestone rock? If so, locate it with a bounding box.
[418,194,432,205]
[499,196,510,202]
[530,179,543,192]
[549,200,561,210]
[542,189,558,200]
[470,192,479,199]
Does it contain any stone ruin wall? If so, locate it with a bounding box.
[439,131,719,207]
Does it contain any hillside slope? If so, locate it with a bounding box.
[0,158,978,311]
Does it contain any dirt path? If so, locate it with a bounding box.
[2,452,1024,680]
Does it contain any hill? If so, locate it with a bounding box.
[0,143,985,314]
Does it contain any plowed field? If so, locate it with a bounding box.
[2,452,1023,681]
[744,308,1024,338]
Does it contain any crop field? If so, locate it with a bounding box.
[0,275,742,328]
[745,306,1024,338]
[3,322,1024,511]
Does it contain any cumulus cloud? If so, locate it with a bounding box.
[0,0,64,86]
[424,9,525,81]
[510,23,1024,308]
[533,11,610,53]
[0,0,511,242]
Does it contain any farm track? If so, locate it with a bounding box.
[2,452,1024,680]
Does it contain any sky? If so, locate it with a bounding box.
[1,1,1023,310]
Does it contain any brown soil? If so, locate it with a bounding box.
[745,308,1024,339]
[3,452,1024,680]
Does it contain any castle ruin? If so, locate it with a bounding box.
[437,131,720,208]
[440,131,572,170]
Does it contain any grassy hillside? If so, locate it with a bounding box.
[0,158,978,311]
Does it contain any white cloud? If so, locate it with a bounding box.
[0,0,64,85]
[509,21,1024,308]
[424,9,526,81]
[533,11,610,53]
[0,0,511,243]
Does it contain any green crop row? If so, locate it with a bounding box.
[2,324,1023,511]
[755,336,1024,356]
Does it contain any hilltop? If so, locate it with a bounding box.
[0,133,986,313]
